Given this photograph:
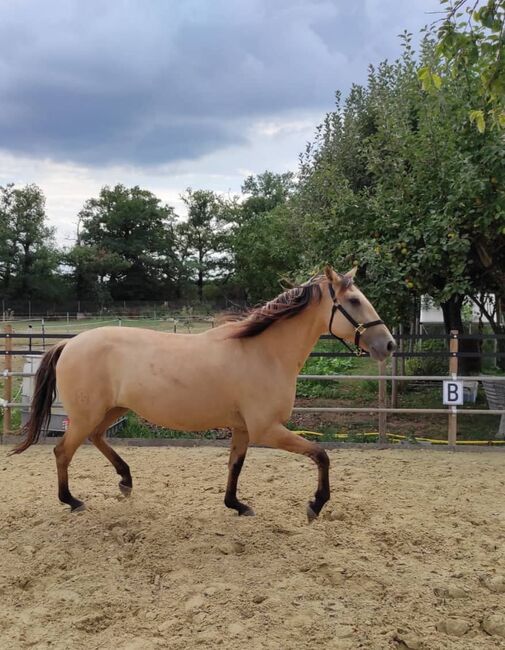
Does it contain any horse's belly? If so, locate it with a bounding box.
[119,370,243,431]
[134,400,242,431]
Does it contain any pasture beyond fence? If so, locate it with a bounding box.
[1,323,505,447]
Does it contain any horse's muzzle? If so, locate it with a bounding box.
[369,336,397,361]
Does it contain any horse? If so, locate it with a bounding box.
[11,266,396,522]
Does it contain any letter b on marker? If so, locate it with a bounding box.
[443,380,463,406]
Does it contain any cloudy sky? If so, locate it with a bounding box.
[0,0,440,243]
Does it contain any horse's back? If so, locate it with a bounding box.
[55,325,247,430]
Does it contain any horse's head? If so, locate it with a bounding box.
[323,265,396,361]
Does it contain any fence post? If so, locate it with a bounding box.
[448,330,459,448]
[3,323,13,437]
[399,323,405,377]
[494,300,501,369]
[391,327,398,408]
[378,359,387,444]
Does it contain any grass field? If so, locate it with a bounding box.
[1,317,503,443]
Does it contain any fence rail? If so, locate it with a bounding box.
[2,325,505,446]
[293,407,505,415]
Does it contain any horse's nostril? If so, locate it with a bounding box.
[387,340,397,353]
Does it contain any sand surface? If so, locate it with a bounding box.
[2,444,505,649]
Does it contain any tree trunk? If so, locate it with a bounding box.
[441,295,481,374]
[496,335,505,372]
[492,296,505,372]
[470,294,505,372]
[197,269,203,301]
[197,249,204,301]
[485,296,505,371]
[441,295,464,333]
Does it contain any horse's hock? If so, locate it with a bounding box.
[482,380,505,439]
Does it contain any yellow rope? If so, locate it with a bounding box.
[293,430,323,437]
[296,430,505,445]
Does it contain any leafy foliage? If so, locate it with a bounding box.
[0,184,60,301]
[176,189,230,301]
[295,31,504,340]
[405,339,449,377]
[71,184,178,301]
[297,356,356,398]
[227,172,303,302]
[424,0,505,130]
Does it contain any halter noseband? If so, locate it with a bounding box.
[327,284,384,356]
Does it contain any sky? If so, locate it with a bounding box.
[0,0,441,244]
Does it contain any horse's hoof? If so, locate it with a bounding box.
[240,506,255,517]
[306,504,318,523]
[71,502,86,513]
[119,482,132,496]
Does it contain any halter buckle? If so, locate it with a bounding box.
[356,324,366,336]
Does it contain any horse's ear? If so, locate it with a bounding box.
[345,267,358,280]
[324,265,340,285]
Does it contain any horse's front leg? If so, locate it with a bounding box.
[251,423,330,522]
[224,427,255,516]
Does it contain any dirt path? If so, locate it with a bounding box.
[1,445,505,649]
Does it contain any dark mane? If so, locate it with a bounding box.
[231,278,323,339]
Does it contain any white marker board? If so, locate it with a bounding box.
[443,380,464,406]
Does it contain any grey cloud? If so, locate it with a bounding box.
[0,0,440,167]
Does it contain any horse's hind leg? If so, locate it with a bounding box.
[54,421,93,512]
[224,428,254,516]
[89,408,132,496]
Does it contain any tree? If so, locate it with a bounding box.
[295,33,504,369]
[421,0,505,131]
[0,184,15,294]
[64,244,128,305]
[0,184,60,301]
[176,189,230,301]
[75,184,178,301]
[229,172,303,302]
[240,171,296,220]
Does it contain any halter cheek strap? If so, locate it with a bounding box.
[328,284,384,356]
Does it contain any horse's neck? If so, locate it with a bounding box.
[258,302,326,375]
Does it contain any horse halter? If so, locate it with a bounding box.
[327,284,384,356]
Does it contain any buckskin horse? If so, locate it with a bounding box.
[11,266,396,521]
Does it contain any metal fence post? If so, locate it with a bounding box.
[3,323,13,437]
[448,330,459,448]
[378,359,387,444]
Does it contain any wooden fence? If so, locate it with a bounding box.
[2,324,505,447]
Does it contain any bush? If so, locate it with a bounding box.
[298,355,355,398]
[301,356,355,375]
[406,338,447,377]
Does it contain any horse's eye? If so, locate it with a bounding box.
[349,297,361,307]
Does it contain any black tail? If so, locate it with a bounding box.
[10,343,66,455]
